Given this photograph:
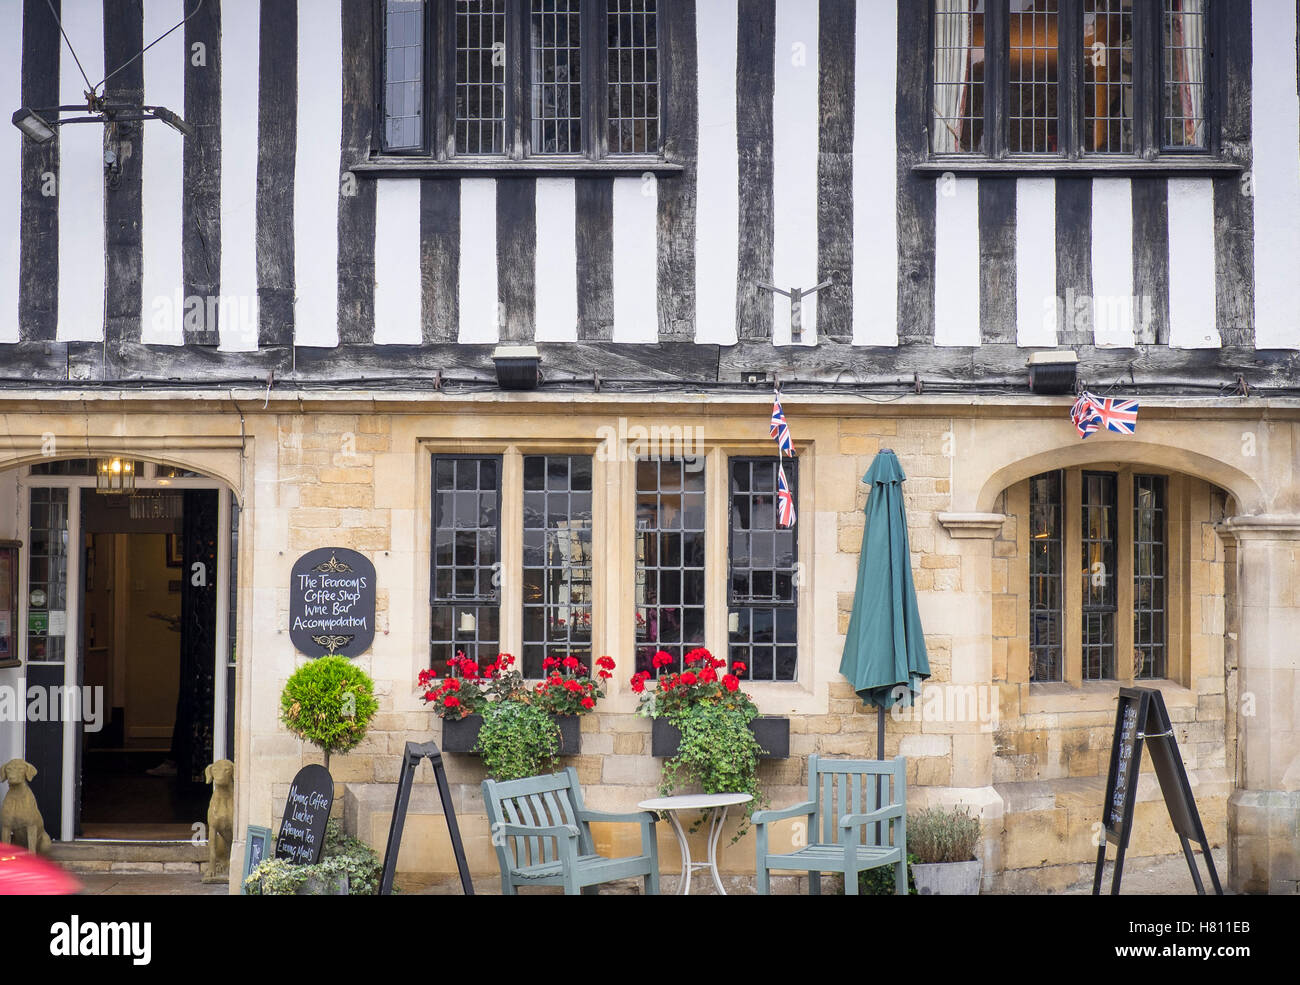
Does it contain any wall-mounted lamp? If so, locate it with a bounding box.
[96,457,136,495]
[10,100,195,145]
[1027,350,1079,395]
[493,344,541,391]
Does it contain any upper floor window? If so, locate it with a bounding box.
[380,0,662,160]
[931,0,1212,160]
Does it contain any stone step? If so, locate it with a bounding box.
[48,840,207,874]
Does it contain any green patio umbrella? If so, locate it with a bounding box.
[839,448,931,759]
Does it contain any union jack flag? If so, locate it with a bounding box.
[770,395,794,457]
[1070,391,1139,439]
[1090,395,1139,435]
[1070,392,1101,439]
[776,462,796,528]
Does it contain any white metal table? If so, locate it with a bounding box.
[638,792,753,895]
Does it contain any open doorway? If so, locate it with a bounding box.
[78,488,216,838]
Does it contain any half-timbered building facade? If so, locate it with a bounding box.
[0,0,1297,892]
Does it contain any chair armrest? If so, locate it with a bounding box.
[499,823,581,840]
[577,809,657,826]
[752,800,818,826]
[838,806,904,828]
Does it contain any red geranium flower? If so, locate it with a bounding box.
[443,695,460,708]
[652,651,673,669]
[631,678,645,693]
[580,697,595,710]
[562,656,580,670]
[699,667,717,683]
[680,671,697,686]
[723,674,740,692]
[732,662,747,673]
[596,656,615,670]
[598,670,612,680]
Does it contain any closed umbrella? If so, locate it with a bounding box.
[838,448,931,759]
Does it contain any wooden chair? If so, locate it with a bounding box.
[754,755,907,895]
[481,768,660,895]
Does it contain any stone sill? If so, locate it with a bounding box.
[1023,679,1198,716]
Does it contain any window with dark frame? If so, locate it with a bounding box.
[1133,474,1166,680]
[633,458,705,676]
[1028,469,1168,684]
[1081,470,1118,682]
[728,458,798,683]
[1029,470,1064,682]
[930,0,1212,161]
[521,455,594,679]
[430,455,502,668]
[378,0,663,161]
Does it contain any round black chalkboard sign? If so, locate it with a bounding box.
[289,548,377,658]
[274,764,335,865]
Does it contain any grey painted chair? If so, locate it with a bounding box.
[754,754,908,895]
[481,767,660,895]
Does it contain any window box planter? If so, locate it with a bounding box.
[442,713,582,755]
[651,716,789,759]
[441,715,483,753]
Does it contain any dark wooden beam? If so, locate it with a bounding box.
[3,340,1297,392]
[735,0,775,341]
[1212,0,1255,347]
[103,0,144,346]
[338,0,377,344]
[816,0,855,343]
[895,0,935,344]
[656,0,698,341]
[183,0,221,345]
[257,0,297,347]
[19,0,60,342]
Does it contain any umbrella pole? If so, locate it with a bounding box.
[875,706,885,847]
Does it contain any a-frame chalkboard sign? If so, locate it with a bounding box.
[1093,687,1222,895]
[379,741,474,896]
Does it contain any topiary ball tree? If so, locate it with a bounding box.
[280,656,379,772]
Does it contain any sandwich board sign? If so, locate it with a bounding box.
[274,764,334,865]
[1093,687,1222,895]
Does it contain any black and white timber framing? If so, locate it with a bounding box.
[1,0,1299,391]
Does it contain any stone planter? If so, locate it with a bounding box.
[442,712,582,755]
[911,859,982,895]
[651,716,789,759]
[295,873,349,896]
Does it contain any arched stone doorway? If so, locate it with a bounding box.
[0,454,241,843]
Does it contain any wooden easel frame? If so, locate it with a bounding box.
[380,740,474,896]
[1093,687,1222,895]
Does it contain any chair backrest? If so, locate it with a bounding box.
[806,755,907,848]
[481,767,592,870]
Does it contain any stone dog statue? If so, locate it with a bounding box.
[203,759,235,883]
[1,759,53,854]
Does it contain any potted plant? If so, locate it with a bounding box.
[280,656,379,773]
[475,700,561,782]
[631,648,770,839]
[245,819,382,895]
[907,805,983,895]
[527,654,615,754]
[418,653,525,752]
[632,649,789,758]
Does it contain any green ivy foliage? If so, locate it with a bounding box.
[659,703,767,841]
[475,700,561,782]
[245,819,383,896]
[280,656,380,767]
